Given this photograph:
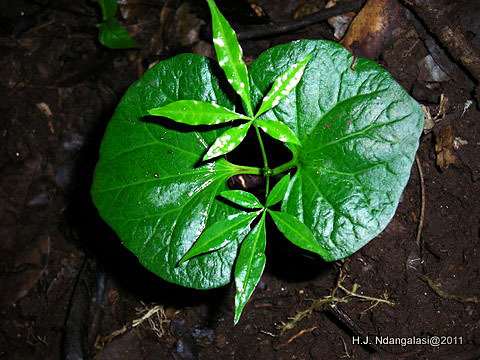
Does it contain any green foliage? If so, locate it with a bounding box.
[94,0,140,49]
[234,212,266,324]
[206,0,253,116]
[265,174,290,207]
[92,0,423,323]
[220,190,263,209]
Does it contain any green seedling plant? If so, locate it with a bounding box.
[94,0,141,49]
[91,0,423,323]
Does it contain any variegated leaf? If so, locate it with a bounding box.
[203,122,252,160]
[255,54,311,118]
[234,212,267,324]
[255,118,301,145]
[206,0,253,116]
[148,100,249,125]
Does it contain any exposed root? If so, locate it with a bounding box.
[418,274,480,303]
[339,336,353,359]
[278,264,394,335]
[275,326,318,350]
[95,303,178,349]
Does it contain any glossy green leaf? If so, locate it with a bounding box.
[268,210,328,257]
[255,54,311,118]
[249,40,423,261]
[234,212,266,324]
[206,0,253,116]
[220,190,263,209]
[148,100,249,126]
[92,54,249,289]
[255,118,300,145]
[179,212,258,264]
[203,122,251,161]
[265,174,290,207]
[98,18,141,49]
[96,0,117,20]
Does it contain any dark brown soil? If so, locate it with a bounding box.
[1,1,479,360]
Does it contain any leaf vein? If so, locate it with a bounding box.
[305,108,409,154]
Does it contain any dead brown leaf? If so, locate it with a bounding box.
[341,0,407,60]
[435,124,456,170]
[293,0,325,19]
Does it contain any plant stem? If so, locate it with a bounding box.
[254,125,270,195]
[271,158,297,176]
[235,165,262,175]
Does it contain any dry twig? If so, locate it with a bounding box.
[237,0,364,41]
[415,155,425,247]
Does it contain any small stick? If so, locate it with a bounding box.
[329,304,384,353]
[237,0,364,41]
[415,155,425,247]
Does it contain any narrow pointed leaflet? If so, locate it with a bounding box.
[265,174,290,207]
[203,122,252,160]
[234,212,267,324]
[268,210,328,257]
[206,0,253,116]
[220,190,263,209]
[179,212,258,265]
[255,54,311,118]
[148,100,249,126]
[255,119,300,145]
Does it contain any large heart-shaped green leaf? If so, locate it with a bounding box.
[91,54,249,289]
[248,40,423,261]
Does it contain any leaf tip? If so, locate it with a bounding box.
[233,310,241,325]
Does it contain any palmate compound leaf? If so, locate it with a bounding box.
[249,40,423,261]
[91,54,251,289]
